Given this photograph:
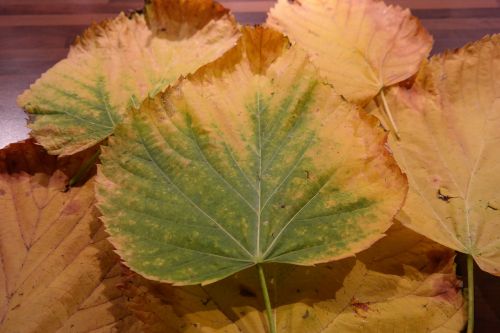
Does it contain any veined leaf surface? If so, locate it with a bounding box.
[123,224,466,332]
[17,0,239,156]
[377,35,500,275]
[266,0,432,104]
[0,140,141,332]
[96,27,407,285]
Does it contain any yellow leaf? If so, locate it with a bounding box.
[123,223,466,332]
[0,140,141,332]
[266,0,433,104]
[375,35,500,275]
[17,0,239,156]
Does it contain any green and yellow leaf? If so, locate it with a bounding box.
[96,27,407,285]
[17,0,239,156]
[373,35,500,275]
[123,223,466,332]
[266,0,433,104]
[0,140,141,332]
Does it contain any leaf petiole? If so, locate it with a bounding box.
[258,264,276,333]
[65,149,100,191]
[467,254,474,333]
[379,89,401,140]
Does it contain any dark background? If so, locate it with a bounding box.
[0,0,499,331]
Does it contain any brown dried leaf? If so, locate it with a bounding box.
[0,140,141,332]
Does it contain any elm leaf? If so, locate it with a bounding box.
[17,0,239,156]
[0,140,141,332]
[376,35,500,275]
[96,27,407,285]
[266,0,433,104]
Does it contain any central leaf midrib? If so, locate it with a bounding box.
[256,91,263,260]
[137,130,254,259]
[253,82,318,262]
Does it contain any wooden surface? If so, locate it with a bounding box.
[0,1,499,331]
[1,0,500,148]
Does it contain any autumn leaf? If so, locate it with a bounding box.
[122,223,466,333]
[17,0,239,156]
[372,35,500,275]
[0,140,141,332]
[96,26,407,286]
[266,0,433,104]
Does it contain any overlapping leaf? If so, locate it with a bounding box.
[0,140,140,332]
[373,35,500,275]
[123,224,466,332]
[266,0,433,104]
[96,27,407,285]
[17,0,239,156]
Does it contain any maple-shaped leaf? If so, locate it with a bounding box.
[96,27,407,285]
[0,140,141,332]
[266,0,433,104]
[122,223,466,332]
[373,35,500,275]
[17,0,239,156]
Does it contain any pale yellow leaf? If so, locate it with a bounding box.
[266,0,433,104]
[374,35,500,275]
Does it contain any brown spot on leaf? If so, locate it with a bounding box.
[487,203,498,211]
[433,276,461,303]
[397,73,418,89]
[425,249,453,272]
[437,188,456,202]
[302,309,310,319]
[239,285,256,298]
[351,298,370,318]
[62,200,81,215]
[0,189,5,196]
